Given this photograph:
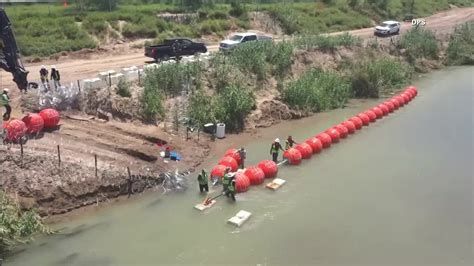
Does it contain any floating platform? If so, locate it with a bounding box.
[227,210,252,227]
[266,178,286,190]
[194,200,216,211]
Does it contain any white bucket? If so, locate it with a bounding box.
[216,123,226,139]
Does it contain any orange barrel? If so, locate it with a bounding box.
[22,113,44,134]
[39,108,60,128]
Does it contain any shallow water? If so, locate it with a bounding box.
[5,67,473,266]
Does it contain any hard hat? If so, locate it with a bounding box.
[51,65,56,69]
[275,138,280,143]
[41,65,45,69]
[2,88,9,93]
[228,172,236,177]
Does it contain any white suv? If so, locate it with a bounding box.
[374,21,401,36]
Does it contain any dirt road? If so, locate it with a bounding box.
[1,7,472,93]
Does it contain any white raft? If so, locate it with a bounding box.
[194,200,216,211]
[227,210,252,227]
[265,178,286,190]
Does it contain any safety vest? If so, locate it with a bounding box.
[0,94,9,106]
[197,174,207,185]
[270,144,279,153]
[228,181,235,192]
[222,174,231,186]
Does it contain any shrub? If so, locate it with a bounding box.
[229,41,271,80]
[267,41,294,76]
[446,22,474,65]
[268,7,300,34]
[400,27,438,63]
[199,19,231,35]
[116,78,132,97]
[230,1,246,17]
[294,33,362,51]
[210,54,246,90]
[122,23,157,38]
[281,68,351,112]
[348,57,413,98]
[187,89,217,127]
[215,85,256,132]
[82,14,108,35]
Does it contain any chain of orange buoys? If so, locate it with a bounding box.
[209,86,418,193]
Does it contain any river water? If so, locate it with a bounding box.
[5,67,473,266]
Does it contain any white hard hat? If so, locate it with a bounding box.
[275,138,280,143]
[51,65,56,69]
[2,88,9,93]
[41,65,45,69]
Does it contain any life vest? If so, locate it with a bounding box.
[0,94,9,106]
[222,174,231,185]
[197,174,207,185]
[228,181,235,192]
[270,144,278,153]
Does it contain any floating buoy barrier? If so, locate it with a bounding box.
[325,128,341,143]
[377,104,389,116]
[284,147,303,164]
[258,160,278,178]
[357,113,370,126]
[316,133,332,148]
[295,143,312,159]
[39,108,60,128]
[244,166,265,185]
[394,95,405,106]
[22,113,44,134]
[349,116,363,130]
[305,137,323,153]
[365,110,377,122]
[384,101,395,112]
[211,165,226,180]
[218,156,238,172]
[389,98,400,110]
[371,106,384,119]
[4,119,27,142]
[400,92,411,102]
[342,120,356,134]
[224,148,241,165]
[335,124,349,138]
[235,172,250,193]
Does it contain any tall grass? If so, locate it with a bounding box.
[281,68,351,112]
[294,33,362,51]
[1,190,49,254]
[446,22,474,66]
[347,57,413,98]
[400,27,439,63]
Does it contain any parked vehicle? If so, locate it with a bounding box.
[374,21,401,36]
[144,38,207,62]
[219,32,272,52]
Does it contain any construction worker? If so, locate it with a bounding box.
[238,147,246,169]
[270,138,284,163]
[1,88,11,121]
[50,65,61,89]
[197,169,209,193]
[39,65,49,90]
[222,167,232,191]
[285,135,297,150]
[226,178,236,201]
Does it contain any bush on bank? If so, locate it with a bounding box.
[446,22,474,66]
[400,27,439,63]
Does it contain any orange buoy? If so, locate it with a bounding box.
[384,101,395,112]
[211,165,227,179]
[406,86,417,96]
[342,120,356,134]
[349,116,363,129]
[244,166,265,185]
[371,107,383,119]
[218,156,238,172]
[305,137,323,154]
[365,110,377,122]
[335,124,349,138]
[22,113,44,134]
[235,172,250,193]
[4,119,27,142]
[400,92,411,103]
[389,98,400,110]
[294,143,312,159]
[258,160,278,178]
[395,95,406,106]
[39,108,60,128]
[316,133,332,148]
[358,113,370,126]
[224,148,241,164]
[284,148,303,164]
[325,128,340,143]
[377,104,389,116]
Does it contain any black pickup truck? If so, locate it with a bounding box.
[144,38,207,62]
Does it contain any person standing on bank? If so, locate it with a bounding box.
[197,169,209,193]
[1,88,11,121]
[50,65,61,89]
[238,147,246,169]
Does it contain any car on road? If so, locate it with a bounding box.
[219,32,272,52]
[144,38,207,62]
[374,21,401,36]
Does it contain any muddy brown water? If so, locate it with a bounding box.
[5,67,473,266]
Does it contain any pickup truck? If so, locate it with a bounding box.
[144,38,207,62]
[219,32,272,52]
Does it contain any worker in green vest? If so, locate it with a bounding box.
[226,179,236,201]
[197,169,209,193]
[222,167,232,191]
[1,88,11,121]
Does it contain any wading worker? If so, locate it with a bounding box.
[197,169,209,193]
[270,138,284,163]
[1,88,11,121]
[226,178,236,202]
[222,167,232,191]
[238,147,246,169]
[285,135,297,150]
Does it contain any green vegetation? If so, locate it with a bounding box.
[1,191,49,254]
[117,77,132,97]
[347,57,413,98]
[446,22,474,65]
[294,33,362,51]
[400,27,439,63]
[281,68,351,112]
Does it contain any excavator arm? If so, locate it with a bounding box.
[0,8,31,91]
